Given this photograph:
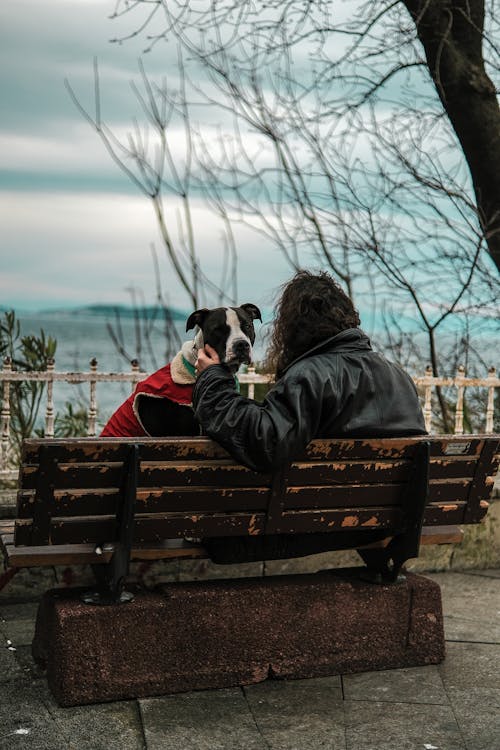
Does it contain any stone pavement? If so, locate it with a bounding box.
[1,570,499,750]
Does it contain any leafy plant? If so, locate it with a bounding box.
[36,401,89,439]
[0,310,57,462]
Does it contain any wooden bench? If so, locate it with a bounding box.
[1,434,498,603]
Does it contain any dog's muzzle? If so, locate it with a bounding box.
[226,339,252,369]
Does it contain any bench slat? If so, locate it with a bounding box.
[20,461,272,492]
[21,438,231,465]
[285,479,471,509]
[18,453,482,494]
[16,487,273,518]
[14,511,268,546]
[464,440,500,522]
[275,501,470,533]
[20,462,125,491]
[302,437,485,461]
[6,539,207,568]
[289,457,479,484]
[419,526,464,545]
[16,474,476,519]
[20,435,488,466]
[13,497,476,547]
[3,524,465,569]
[7,542,116,567]
[424,501,473,525]
[141,462,271,487]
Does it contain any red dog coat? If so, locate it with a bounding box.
[100,364,193,437]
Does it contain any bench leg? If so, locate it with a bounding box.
[357,440,431,584]
[81,561,134,605]
[81,444,138,606]
[356,547,407,584]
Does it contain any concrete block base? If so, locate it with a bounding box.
[32,568,445,706]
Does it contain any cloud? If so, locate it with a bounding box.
[0,0,176,134]
[0,188,292,311]
[0,127,119,176]
[2,0,473,324]
[0,0,295,313]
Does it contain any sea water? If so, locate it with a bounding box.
[13,311,183,426]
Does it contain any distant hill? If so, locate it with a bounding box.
[33,304,187,321]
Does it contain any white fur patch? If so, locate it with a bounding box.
[171,351,196,385]
[224,307,251,361]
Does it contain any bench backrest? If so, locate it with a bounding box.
[14,435,499,548]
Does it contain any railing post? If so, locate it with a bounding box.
[247,366,256,400]
[423,365,433,433]
[454,365,465,435]
[486,366,496,433]
[44,358,55,438]
[88,358,98,437]
[0,357,12,471]
[131,359,141,392]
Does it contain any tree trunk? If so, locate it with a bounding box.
[403,0,500,273]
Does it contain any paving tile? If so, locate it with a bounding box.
[0,681,60,750]
[244,678,346,750]
[0,567,58,602]
[12,645,46,681]
[427,572,500,643]
[0,602,38,621]
[0,602,37,649]
[446,686,500,750]
[343,665,449,705]
[0,679,145,750]
[343,700,465,750]
[441,616,500,644]
[40,682,146,750]
[0,637,23,682]
[438,642,500,689]
[465,569,500,580]
[0,617,36,647]
[140,688,267,750]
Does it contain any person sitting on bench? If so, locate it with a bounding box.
[194,269,427,474]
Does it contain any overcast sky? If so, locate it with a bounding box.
[0,0,293,313]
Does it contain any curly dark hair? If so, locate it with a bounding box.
[266,270,360,377]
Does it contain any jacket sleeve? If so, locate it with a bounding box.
[192,364,325,473]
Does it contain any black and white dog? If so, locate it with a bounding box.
[100,304,261,438]
[184,304,261,373]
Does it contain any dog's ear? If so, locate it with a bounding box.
[186,308,210,332]
[240,303,262,322]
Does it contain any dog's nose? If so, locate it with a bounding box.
[233,339,250,355]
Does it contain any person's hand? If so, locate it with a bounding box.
[196,344,220,375]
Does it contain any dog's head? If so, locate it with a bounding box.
[186,304,262,372]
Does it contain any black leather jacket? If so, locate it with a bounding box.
[193,328,426,473]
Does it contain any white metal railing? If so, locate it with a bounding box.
[0,358,498,481]
[0,357,145,442]
[413,365,499,435]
